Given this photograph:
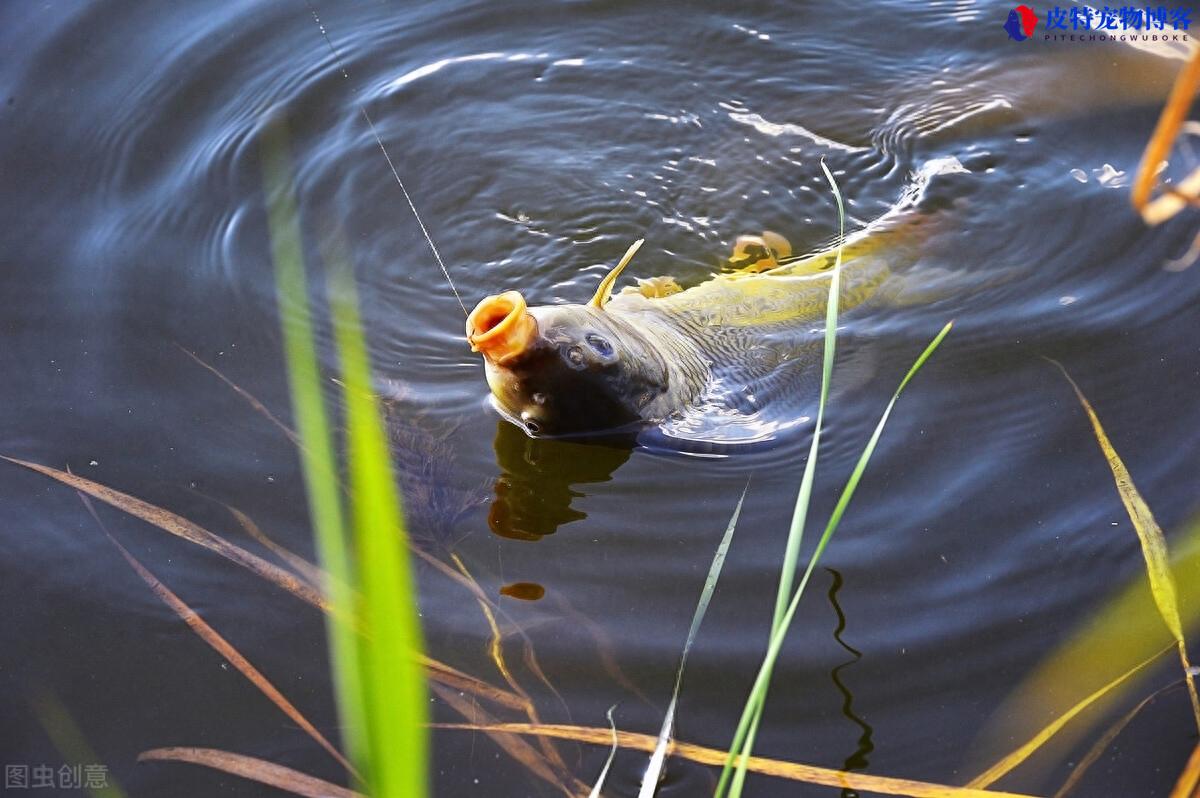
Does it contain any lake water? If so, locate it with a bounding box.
[3,1,1200,795]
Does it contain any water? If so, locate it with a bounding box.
[2,1,1200,795]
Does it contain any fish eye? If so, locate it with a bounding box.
[525,419,541,434]
[585,333,613,357]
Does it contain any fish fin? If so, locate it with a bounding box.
[623,275,682,298]
[590,238,645,308]
[725,231,793,274]
[761,230,792,259]
[762,250,840,276]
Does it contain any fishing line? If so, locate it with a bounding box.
[305,3,469,317]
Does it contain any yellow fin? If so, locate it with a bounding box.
[726,231,793,274]
[589,238,645,308]
[630,275,682,298]
[761,230,792,259]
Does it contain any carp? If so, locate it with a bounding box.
[466,205,932,441]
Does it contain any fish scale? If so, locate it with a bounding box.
[602,223,913,431]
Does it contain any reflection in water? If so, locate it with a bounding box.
[827,568,875,798]
[383,386,487,552]
[488,419,634,540]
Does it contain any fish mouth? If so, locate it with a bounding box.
[466,290,538,365]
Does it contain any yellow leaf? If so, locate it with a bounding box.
[1050,360,1200,733]
[434,721,1041,798]
[1169,740,1200,798]
[967,645,1169,788]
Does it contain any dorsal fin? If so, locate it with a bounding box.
[589,238,644,308]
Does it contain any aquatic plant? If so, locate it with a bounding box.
[636,485,747,796]
[1050,361,1200,730]
[14,77,1200,797]
[1131,46,1200,271]
[30,688,128,798]
[1132,46,1200,227]
[262,117,429,796]
[588,706,620,798]
[436,719,1033,797]
[716,163,952,797]
[963,364,1200,793]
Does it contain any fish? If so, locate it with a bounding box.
[466,202,934,440]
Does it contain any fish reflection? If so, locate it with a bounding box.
[488,419,633,540]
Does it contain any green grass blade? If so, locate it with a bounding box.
[719,320,953,798]
[31,689,128,798]
[330,265,430,797]
[639,485,748,797]
[773,159,846,625]
[716,159,846,798]
[262,118,369,782]
[264,116,428,796]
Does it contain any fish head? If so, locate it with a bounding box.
[467,290,669,437]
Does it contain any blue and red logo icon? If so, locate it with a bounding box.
[1003,5,1040,40]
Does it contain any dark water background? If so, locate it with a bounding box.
[3,1,1200,795]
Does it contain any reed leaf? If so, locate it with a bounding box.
[176,344,301,446]
[329,265,430,796]
[1169,739,1200,798]
[1053,681,1182,798]
[0,457,525,717]
[95,517,355,775]
[0,456,328,611]
[587,706,620,798]
[430,683,583,796]
[639,484,747,796]
[265,117,427,795]
[1050,359,1200,733]
[968,515,1200,785]
[1132,47,1200,225]
[446,552,571,777]
[967,644,1170,788]
[434,721,1040,798]
[138,748,361,798]
[717,159,847,798]
[267,117,372,786]
[719,319,953,797]
[224,504,326,589]
[30,689,128,798]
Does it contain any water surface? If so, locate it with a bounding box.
[2,1,1200,795]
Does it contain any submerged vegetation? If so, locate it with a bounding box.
[263,117,429,796]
